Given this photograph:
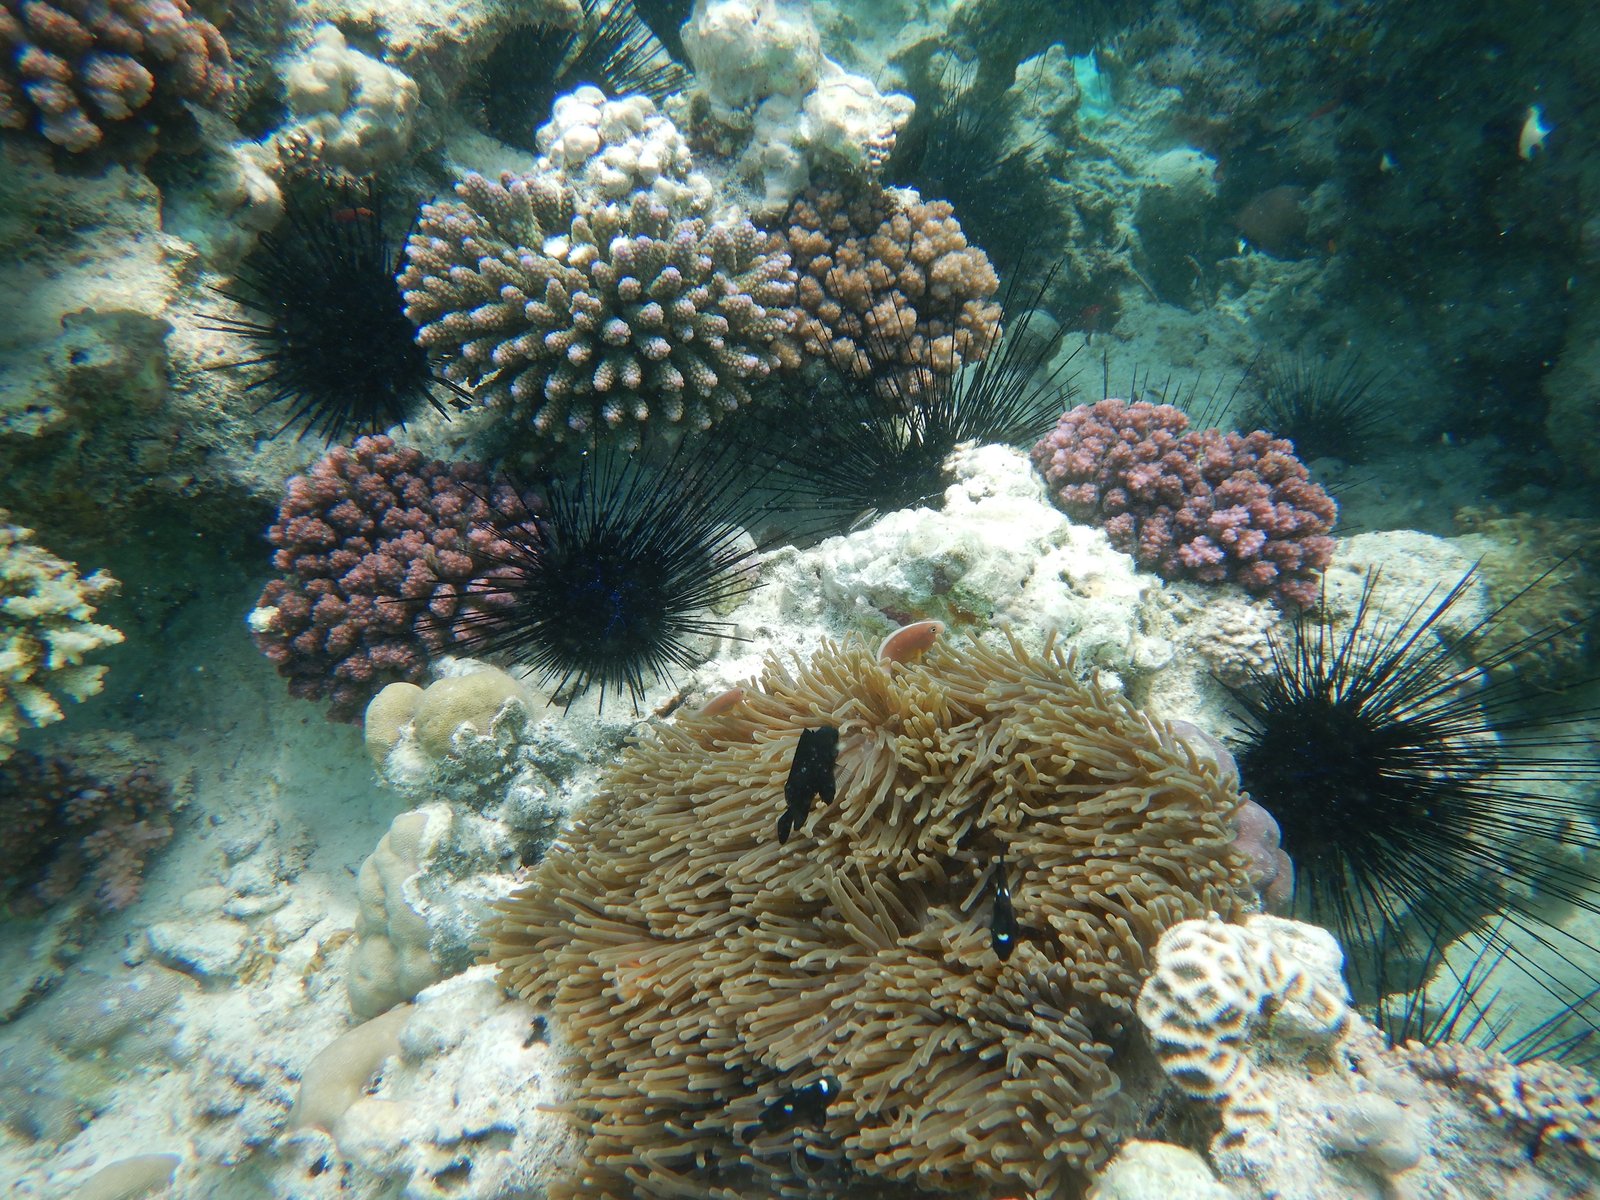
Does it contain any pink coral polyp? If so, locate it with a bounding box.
[1031,399,1337,609]
[251,435,540,722]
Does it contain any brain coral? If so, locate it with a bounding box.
[0,509,123,761]
[399,170,800,451]
[0,0,233,152]
[487,633,1255,1198]
[782,184,1003,388]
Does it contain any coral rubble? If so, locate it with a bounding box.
[487,633,1255,1197]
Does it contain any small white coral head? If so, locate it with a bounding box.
[1519,104,1552,160]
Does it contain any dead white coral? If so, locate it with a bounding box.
[0,511,123,760]
[277,24,419,176]
[679,0,913,214]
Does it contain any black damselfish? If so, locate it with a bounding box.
[778,726,838,844]
[748,1075,841,1140]
[989,857,1019,962]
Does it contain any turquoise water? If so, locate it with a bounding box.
[2,1,1598,1197]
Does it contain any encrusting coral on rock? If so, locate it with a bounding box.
[400,90,801,451]
[0,509,122,760]
[487,632,1256,1198]
[1031,399,1338,609]
[0,0,233,152]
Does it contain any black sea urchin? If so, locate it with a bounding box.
[208,179,469,442]
[1244,353,1386,463]
[887,59,1050,267]
[1227,569,1600,1015]
[756,273,1078,532]
[450,446,765,710]
[467,0,686,152]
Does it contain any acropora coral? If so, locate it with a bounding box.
[1031,398,1337,608]
[248,437,536,723]
[0,0,232,152]
[399,171,800,450]
[0,510,123,760]
[487,633,1255,1198]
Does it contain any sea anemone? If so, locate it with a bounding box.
[465,0,686,152]
[1244,353,1386,463]
[449,446,766,710]
[207,177,469,442]
[1224,568,1600,1016]
[756,272,1078,531]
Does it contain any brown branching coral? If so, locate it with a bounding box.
[782,185,1003,388]
[487,633,1256,1198]
[0,0,233,152]
[0,745,175,913]
[400,171,801,451]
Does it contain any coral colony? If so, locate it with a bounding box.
[3,0,1600,1199]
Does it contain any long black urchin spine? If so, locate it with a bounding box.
[451,444,766,710]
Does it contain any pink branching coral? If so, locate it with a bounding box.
[249,435,536,723]
[0,749,174,913]
[1031,399,1337,609]
[0,0,233,152]
[781,184,1002,387]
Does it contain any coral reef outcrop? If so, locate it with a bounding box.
[248,437,537,723]
[1134,914,1600,1199]
[782,184,1002,386]
[487,633,1255,1198]
[0,0,232,152]
[680,0,914,212]
[400,92,801,449]
[1031,399,1338,609]
[274,24,419,178]
[0,510,122,759]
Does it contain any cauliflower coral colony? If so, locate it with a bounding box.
[6,0,1600,1197]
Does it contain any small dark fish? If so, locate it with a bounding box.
[989,857,1019,962]
[746,1074,841,1141]
[331,205,376,224]
[779,726,838,844]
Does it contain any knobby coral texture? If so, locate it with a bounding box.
[0,0,232,152]
[487,634,1256,1199]
[782,184,1003,388]
[1031,399,1338,609]
[399,170,800,451]
[0,510,123,761]
[0,749,174,913]
[249,436,536,723]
